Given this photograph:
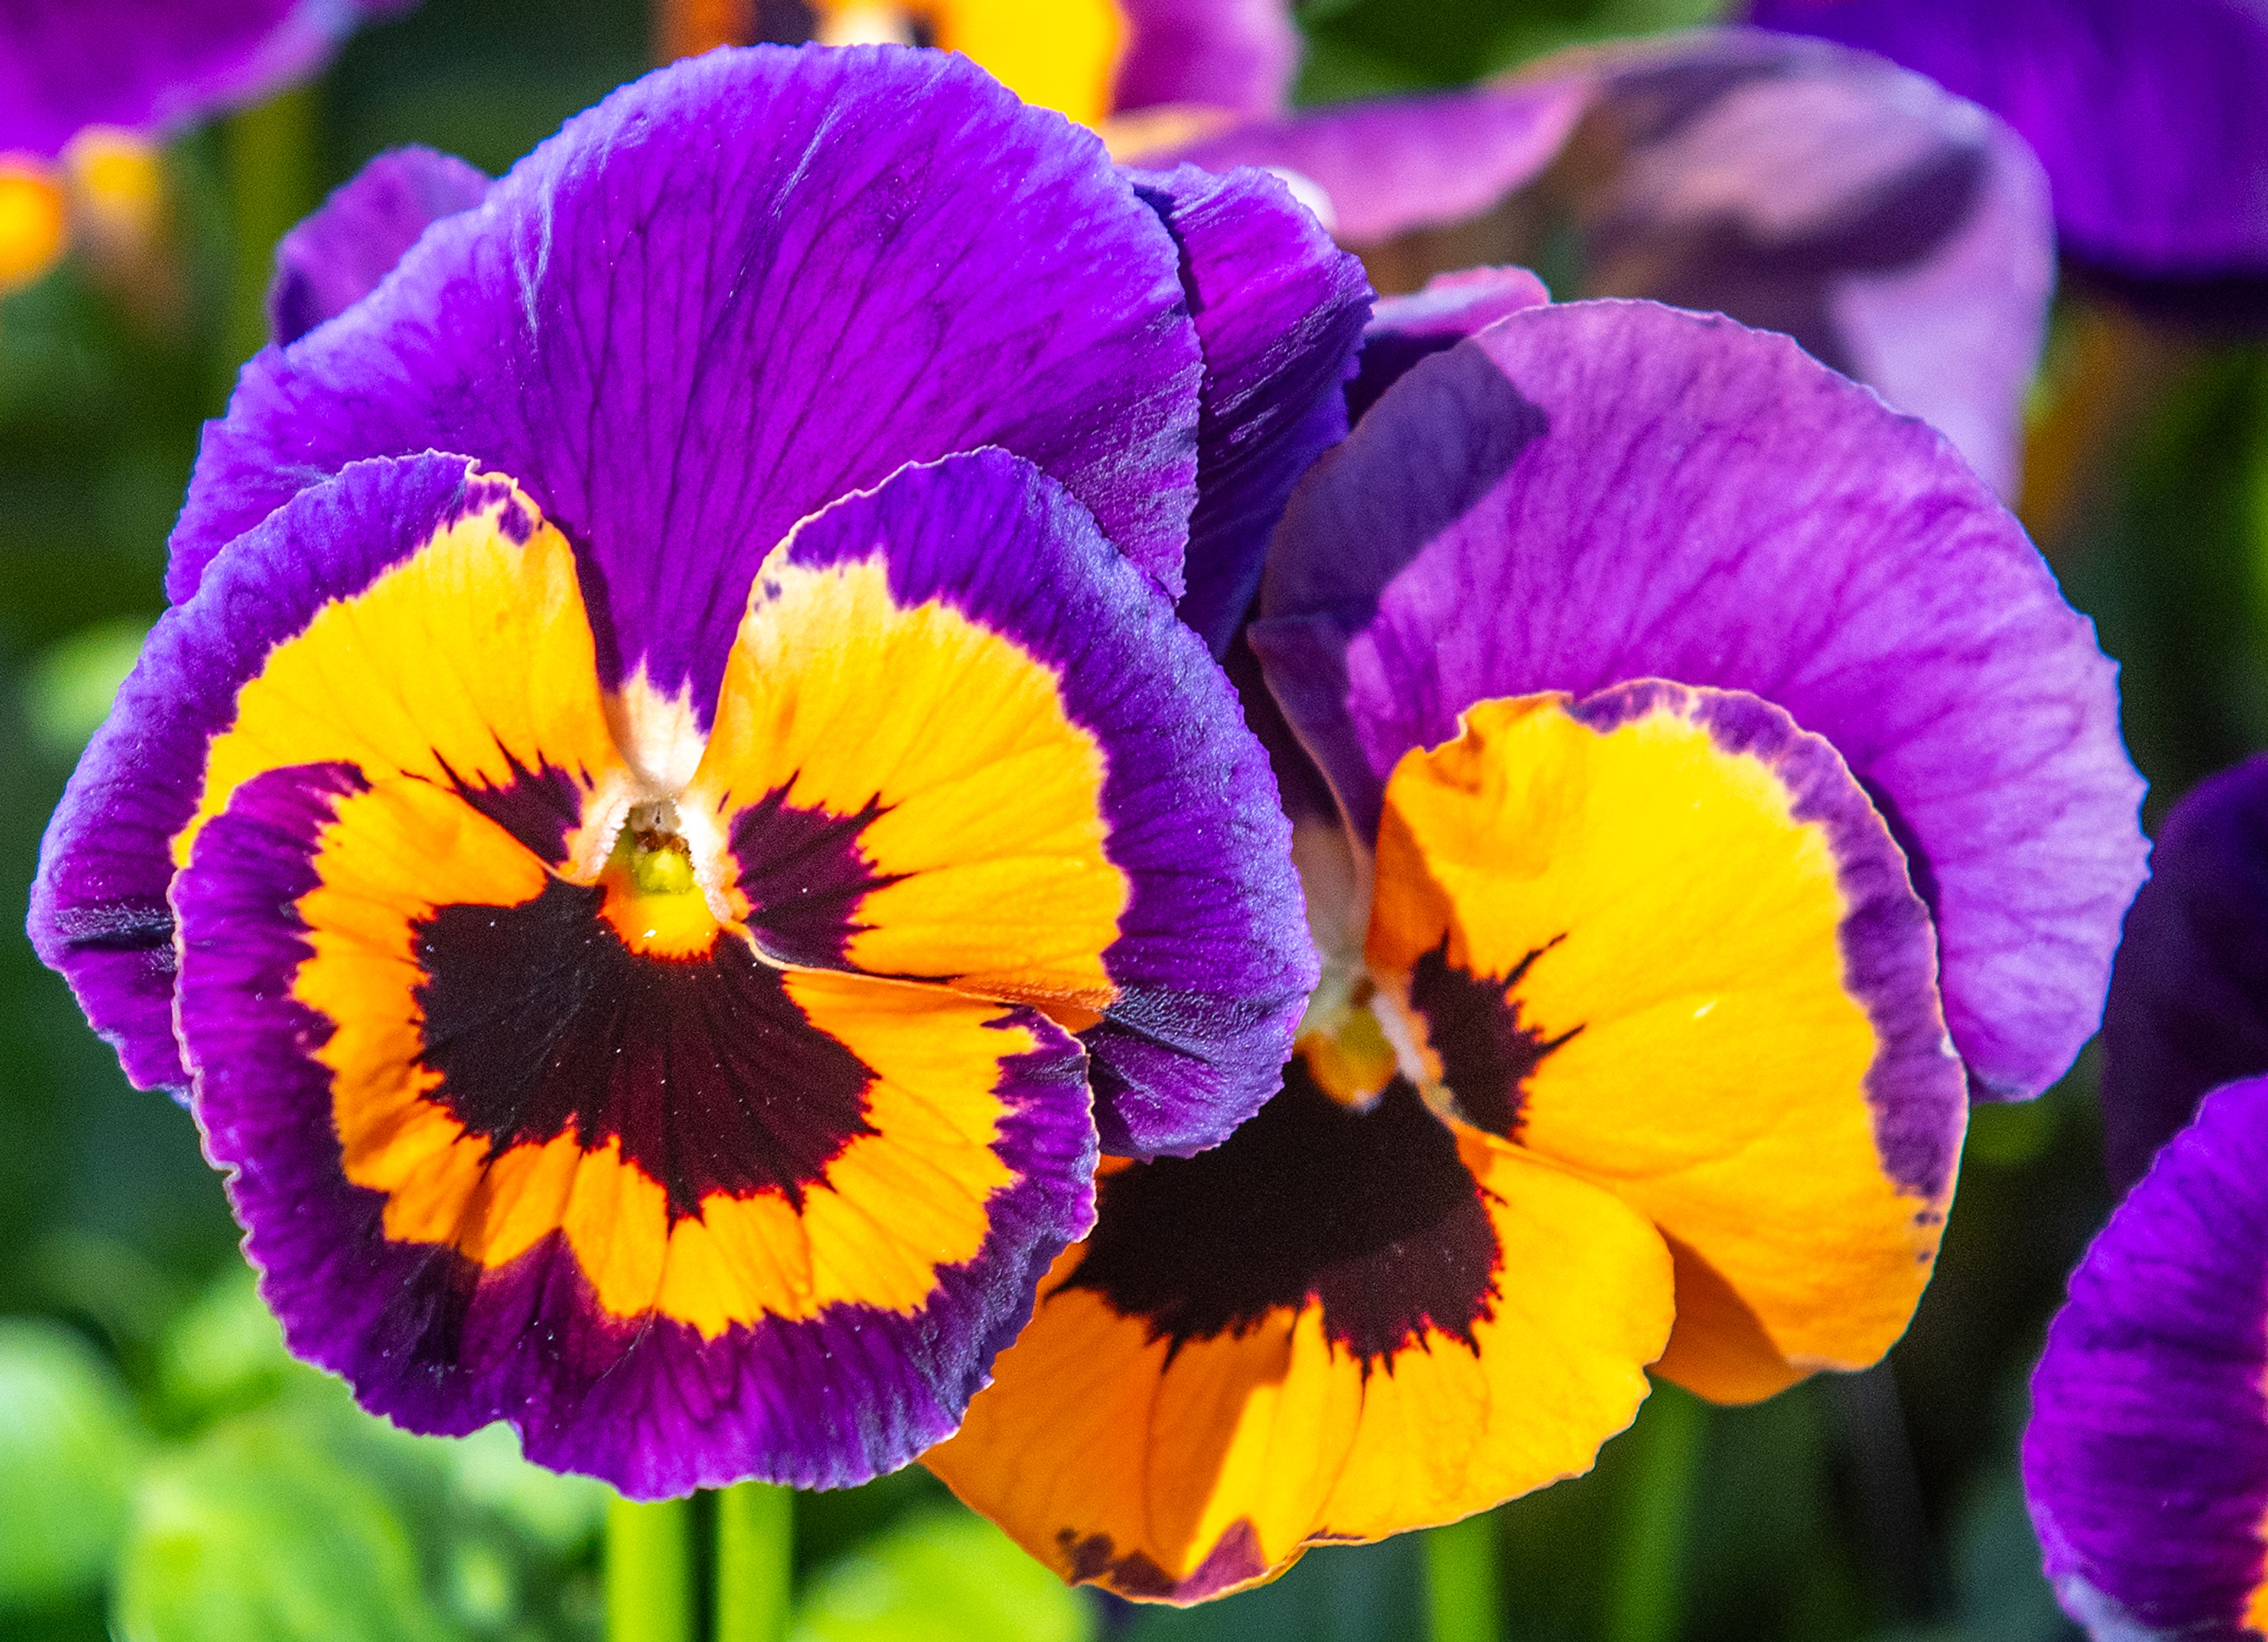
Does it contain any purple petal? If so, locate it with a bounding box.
[757,449,1317,1158]
[0,0,403,158]
[1347,266,1549,425]
[2101,755,2268,1195]
[268,145,490,346]
[1255,299,2146,1102]
[168,45,1203,717]
[28,452,517,1094]
[1115,0,1299,116]
[2024,1074,2268,1636]
[1752,0,2268,286]
[1156,80,1592,246]
[1130,164,1371,654]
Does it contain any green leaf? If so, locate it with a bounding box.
[113,1415,465,1642]
[154,1263,298,1429]
[791,1510,1092,1642]
[0,1320,146,1608]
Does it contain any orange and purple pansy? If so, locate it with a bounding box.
[28,44,1373,1496]
[928,291,2148,1599]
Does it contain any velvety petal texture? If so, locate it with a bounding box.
[1130,164,1370,653]
[2101,755,2268,1195]
[1116,0,1301,116]
[934,678,1965,1597]
[168,46,1205,660]
[1142,28,2054,499]
[1254,300,2145,1101]
[2025,1074,2268,1638]
[0,0,407,158]
[1753,0,2268,289]
[268,145,489,345]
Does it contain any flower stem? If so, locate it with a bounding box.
[1423,1511,1502,1642]
[1602,1383,1707,1642]
[220,83,320,376]
[714,1483,794,1642]
[607,1496,696,1642]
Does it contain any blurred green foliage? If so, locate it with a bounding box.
[2,0,2262,1637]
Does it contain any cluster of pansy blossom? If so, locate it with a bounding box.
[2023,756,2268,1638]
[0,0,413,296]
[21,16,2167,1625]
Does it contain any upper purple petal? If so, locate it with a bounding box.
[1752,0,2268,286]
[1254,299,2146,1102]
[0,0,405,158]
[2102,755,2268,1195]
[168,45,1204,718]
[268,145,490,346]
[1115,0,1299,116]
[1130,163,1371,654]
[2025,1074,2268,1636]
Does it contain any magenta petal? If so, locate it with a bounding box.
[268,146,490,346]
[2101,755,2268,1195]
[1257,299,2145,1101]
[2025,1074,2268,1636]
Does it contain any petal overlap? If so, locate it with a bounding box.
[268,146,490,345]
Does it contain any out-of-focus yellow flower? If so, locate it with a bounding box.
[0,158,67,295]
[63,129,167,264]
[813,0,1126,125]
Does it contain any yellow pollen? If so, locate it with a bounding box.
[1296,976,1401,1108]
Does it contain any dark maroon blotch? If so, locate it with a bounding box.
[1406,935,1579,1140]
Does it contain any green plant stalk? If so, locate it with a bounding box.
[1602,1384,1708,1642]
[607,1496,696,1642]
[221,83,320,378]
[715,1482,794,1642]
[1425,1510,1503,1642]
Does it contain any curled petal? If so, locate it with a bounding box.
[2025,1074,2268,1637]
[268,146,490,346]
[1256,299,2145,1100]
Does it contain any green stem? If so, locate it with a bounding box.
[220,83,320,380]
[606,1497,696,1642]
[715,1483,794,1642]
[1602,1384,1707,1642]
[1424,1510,1502,1642]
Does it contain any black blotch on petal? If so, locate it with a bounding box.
[1406,935,1579,1141]
[1063,1060,1500,1367]
[414,878,876,1220]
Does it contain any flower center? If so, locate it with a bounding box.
[598,799,725,959]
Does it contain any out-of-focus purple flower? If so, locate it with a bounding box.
[2026,1073,2268,1638]
[930,294,2143,1600]
[2100,754,2268,1194]
[30,45,1368,1497]
[1134,27,2054,499]
[1751,0,2268,314]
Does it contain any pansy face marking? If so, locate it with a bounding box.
[931,682,1968,1599]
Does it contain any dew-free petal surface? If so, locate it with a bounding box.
[682,451,1314,1160]
[1752,0,2268,285]
[268,145,490,346]
[0,0,405,157]
[1345,266,1549,426]
[1116,0,1300,116]
[170,47,1204,711]
[2101,755,2268,1195]
[174,762,1096,1497]
[30,453,624,1094]
[2024,1074,2268,1637]
[928,1064,1672,1601]
[1367,685,1963,1400]
[1256,300,2145,1101]
[1130,164,1370,654]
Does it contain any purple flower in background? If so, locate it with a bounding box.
[2100,755,2268,1194]
[28,45,1368,1496]
[1129,27,2054,499]
[1751,0,2268,314]
[2025,1073,2268,1638]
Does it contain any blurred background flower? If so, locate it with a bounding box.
[3,0,2264,1639]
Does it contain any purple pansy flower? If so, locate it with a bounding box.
[1132,27,2054,500]
[1751,0,2268,314]
[2100,754,2268,1194]
[28,44,1370,1496]
[926,292,2143,1599]
[2026,1073,2268,1638]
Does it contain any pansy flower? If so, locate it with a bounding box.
[27,45,1375,1496]
[927,291,2148,1600]
[2025,1071,2268,1639]
[1129,26,2054,500]
[1751,0,2268,316]
[0,0,411,294]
